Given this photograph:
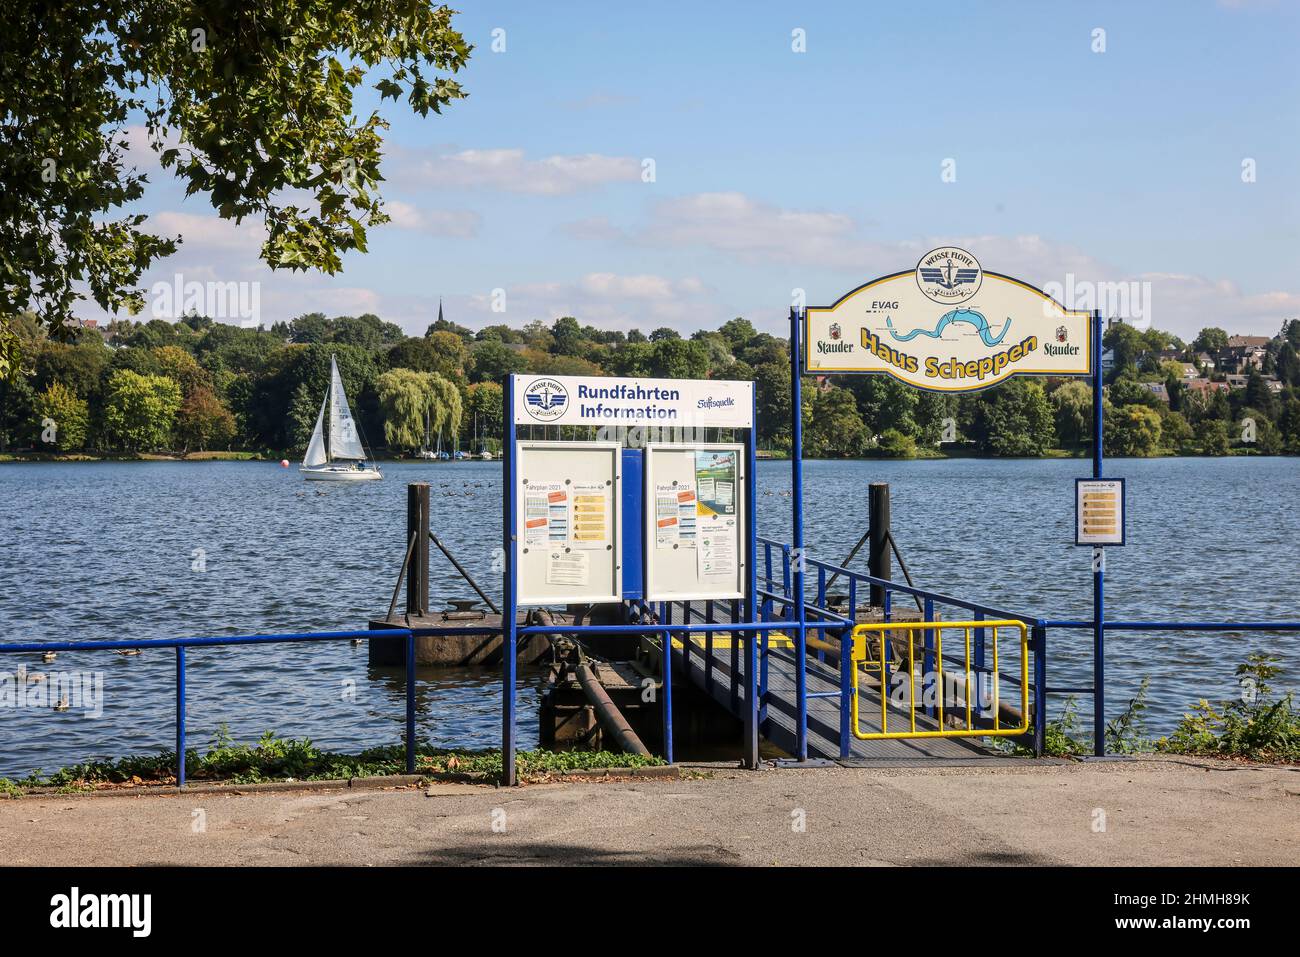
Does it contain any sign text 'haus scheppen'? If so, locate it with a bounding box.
[805,246,1092,392]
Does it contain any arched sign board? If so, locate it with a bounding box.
[804,246,1092,391]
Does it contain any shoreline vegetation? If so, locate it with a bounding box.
[1,312,1298,462]
[0,728,667,797]
[2,447,1297,465]
[3,656,1293,796]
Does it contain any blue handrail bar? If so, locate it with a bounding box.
[1041,620,1300,631]
[757,536,1034,623]
[0,627,416,788]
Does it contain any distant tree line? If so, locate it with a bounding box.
[1,310,1298,458]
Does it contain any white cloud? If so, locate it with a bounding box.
[565,193,1295,339]
[406,148,641,195]
[150,211,267,251]
[460,272,718,331]
[384,201,481,237]
[625,191,896,269]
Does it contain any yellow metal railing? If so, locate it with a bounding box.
[849,620,1029,740]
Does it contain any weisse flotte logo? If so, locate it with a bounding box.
[915,246,983,304]
[522,378,568,421]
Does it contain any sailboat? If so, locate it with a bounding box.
[300,355,382,481]
[415,406,437,459]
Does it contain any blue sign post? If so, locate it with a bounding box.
[797,251,1105,757]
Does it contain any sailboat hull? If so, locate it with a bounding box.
[300,465,383,482]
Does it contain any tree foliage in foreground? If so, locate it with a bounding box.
[0,0,470,370]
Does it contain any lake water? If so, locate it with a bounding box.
[1,457,1297,777]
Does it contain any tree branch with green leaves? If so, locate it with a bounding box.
[0,0,470,377]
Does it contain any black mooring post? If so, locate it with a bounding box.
[406,483,430,618]
[868,482,891,607]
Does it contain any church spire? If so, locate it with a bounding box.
[437,298,444,326]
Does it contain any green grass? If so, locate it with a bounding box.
[0,727,666,795]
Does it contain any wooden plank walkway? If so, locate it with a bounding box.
[673,635,1001,763]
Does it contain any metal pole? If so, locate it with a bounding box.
[825,527,870,592]
[661,626,674,763]
[502,376,519,786]
[430,532,501,614]
[1092,309,1106,757]
[387,531,418,623]
[405,631,416,773]
[744,388,760,769]
[868,483,891,607]
[1032,622,1047,757]
[175,646,186,789]
[790,307,808,760]
[406,483,430,618]
[842,575,857,758]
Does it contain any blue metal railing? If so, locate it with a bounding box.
[757,535,1044,758]
[1037,618,1300,755]
[0,627,419,788]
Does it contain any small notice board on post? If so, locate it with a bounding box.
[644,443,746,602]
[1075,478,1125,546]
[515,441,622,605]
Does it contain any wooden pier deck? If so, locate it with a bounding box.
[672,635,1005,764]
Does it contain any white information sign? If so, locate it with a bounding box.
[516,441,622,605]
[644,443,746,602]
[805,246,1092,392]
[512,374,752,429]
[1075,478,1125,546]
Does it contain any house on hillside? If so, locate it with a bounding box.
[1215,335,1270,374]
[1186,377,1230,396]
[1142,382,1170,404]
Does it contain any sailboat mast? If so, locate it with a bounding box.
[324,372,333,462]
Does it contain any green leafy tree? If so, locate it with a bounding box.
[466,381,503,444]
[1193,327,1230,353]
[753,361,791,447]
[1159,410,1194,454]
[718,318,757,352]
[1277,398,1300,453]
[376,368,461,451]
[250,344,380,449]
[875,428,918,458]
[969,379,1055,456]
[1107,376,1164,410]
[0,2,470,372]
[551,317,586,357]
[1051,380,1093,449]
[33,339,110,400]
[605,341,654,377]
[1196,418,1232,456]
[376,368,432,450]
[33,381,89,450]
[469,340,529,383]
[1102,323,1146,381]
[101,369,182,451]
[647,339,709,379]
[175,386,236,452]
[1104,403,1163,457]
[387,333,468,381]
[805,386,868,457]
[1236,407,1283,455]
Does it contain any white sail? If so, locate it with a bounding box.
[303,393,328,467]
[327,356,366,460]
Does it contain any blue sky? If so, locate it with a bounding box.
[101,0,1300,340]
